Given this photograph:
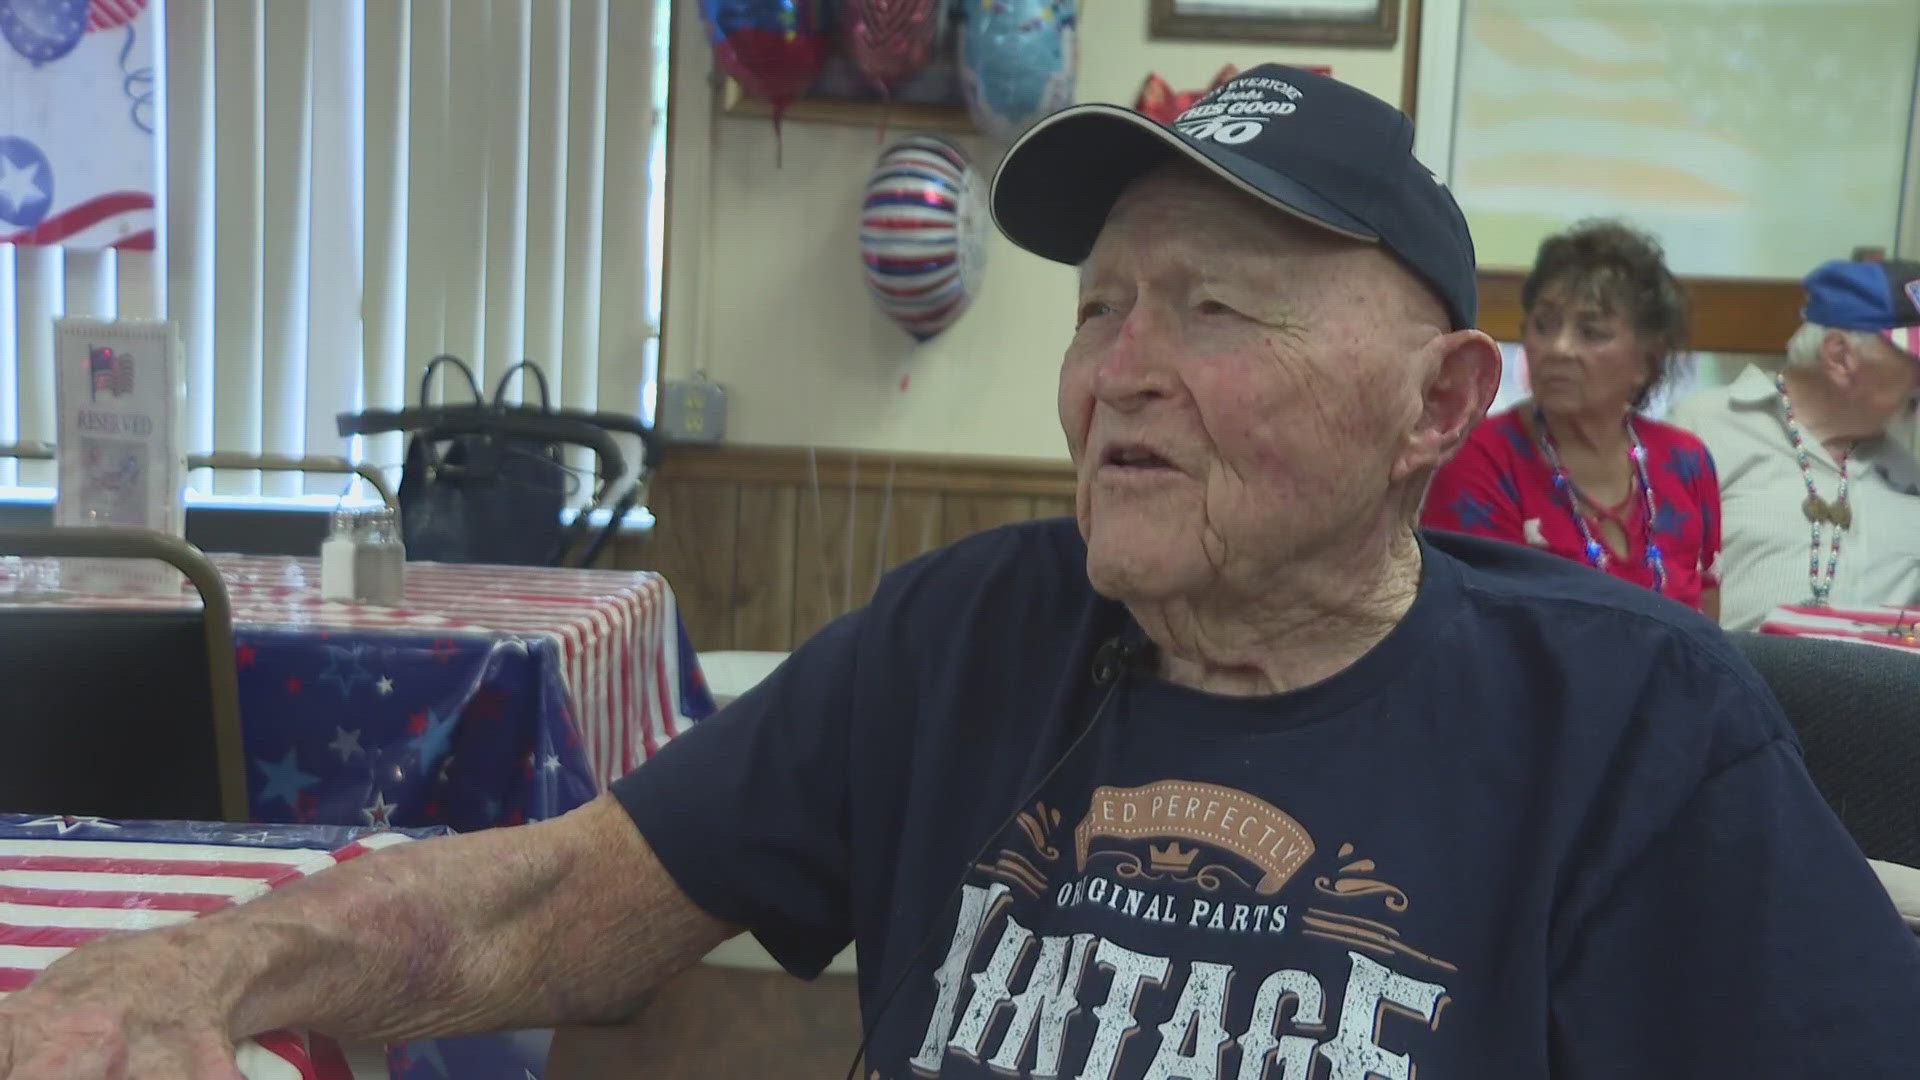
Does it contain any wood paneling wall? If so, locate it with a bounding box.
[610,446,1074,653]
[1477,270,1801,355]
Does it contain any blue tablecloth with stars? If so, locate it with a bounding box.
[219,554,716,833]
[215,558,716,1080]
[238,629,649,1079]
[239,627,600,833]
[6,555,716,1079]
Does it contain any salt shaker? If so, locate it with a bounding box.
[319,506,361,601]
[354,506,407,605]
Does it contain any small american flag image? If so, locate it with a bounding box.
[86,344,132,400]
[0,817,409,1078]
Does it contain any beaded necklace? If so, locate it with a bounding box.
[1532,406,1668,596]
[1774,372,1853,606]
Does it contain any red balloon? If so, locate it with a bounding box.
[842,0,939,95]
[704,1,829,130]
[715,29,827,120]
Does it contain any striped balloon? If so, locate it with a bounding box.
[860,135,988,342]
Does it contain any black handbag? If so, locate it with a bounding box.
[396,356,570,566]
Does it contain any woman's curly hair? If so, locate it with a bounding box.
[1521,219,1690,409]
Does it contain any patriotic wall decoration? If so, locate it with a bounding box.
[0,0,158,249]
[1134,66,1240,126]
[859,134,987,342]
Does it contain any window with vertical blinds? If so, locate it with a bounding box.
[0,0,668,502]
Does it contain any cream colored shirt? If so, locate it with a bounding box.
[1668,365,1920,631]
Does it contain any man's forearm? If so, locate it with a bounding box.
[29,795,733,1045]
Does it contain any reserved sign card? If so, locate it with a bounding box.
[52,317,185,534]
[51,318,186,593]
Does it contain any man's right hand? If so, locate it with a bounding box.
[0,930,243,1079]
[0,796,733,1077]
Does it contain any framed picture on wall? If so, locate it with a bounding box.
[723,6,974,133]
[1149,0,1400,47]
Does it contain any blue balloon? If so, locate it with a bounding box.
[700,0,818,42]
[959,0,1077,142]
[0,0,89,67]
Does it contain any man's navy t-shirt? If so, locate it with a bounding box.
[613,520,1920,1077]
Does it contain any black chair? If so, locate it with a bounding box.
[1728,632,1920,868]
[0,527,247,821]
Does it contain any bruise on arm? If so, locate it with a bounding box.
[215,793,736,1043]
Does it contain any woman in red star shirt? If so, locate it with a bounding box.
[1424,221,1723,617]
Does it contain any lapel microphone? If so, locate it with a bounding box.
[1092,632,1155,685]
[844,620,1151,1079]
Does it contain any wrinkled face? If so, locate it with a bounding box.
[1061,168,1446,603]
[1843,333,1920,426]
[1521,288,1655,417]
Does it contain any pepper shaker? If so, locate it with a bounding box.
[355,506,407,605]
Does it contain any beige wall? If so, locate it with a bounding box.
[661,1,1410,460]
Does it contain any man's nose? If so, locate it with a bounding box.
[1092,304,1180,409]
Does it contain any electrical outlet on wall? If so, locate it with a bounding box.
[658,379,727,444]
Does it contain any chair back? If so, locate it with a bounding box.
[1729,632,1920,867]
[0,529,247,821]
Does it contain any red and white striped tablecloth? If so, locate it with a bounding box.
[1759,603,1920,652]
[0,827,410,1078]
[0,555,702,789]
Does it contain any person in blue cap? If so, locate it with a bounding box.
[1671,259,1920,630]
[3,67,1917,1080]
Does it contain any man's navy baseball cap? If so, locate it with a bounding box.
[1802,258,1920,359]
[991,63,1479,330]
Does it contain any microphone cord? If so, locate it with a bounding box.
[841,640,1138,1080]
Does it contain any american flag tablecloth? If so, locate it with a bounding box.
[205,556,714,787]
[0,814,429,1079]
[0,555,715,817]
[1759,603,1920,652]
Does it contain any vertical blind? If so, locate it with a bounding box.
[0,0,667,499]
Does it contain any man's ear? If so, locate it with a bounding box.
[1394,329,1502,483]
[1820,328,1857,388]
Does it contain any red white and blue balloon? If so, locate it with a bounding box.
[860,135,988,342]
[959,0,1077,142]
[0,0,149,66]
[0,0,89,65]
[699,0,828,128]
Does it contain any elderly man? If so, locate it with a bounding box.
[2,66,1915,1079]
[1669,260,1920,631]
